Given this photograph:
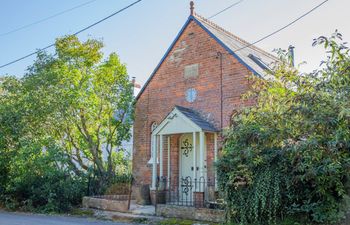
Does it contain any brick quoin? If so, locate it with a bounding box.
[132,17,258,187]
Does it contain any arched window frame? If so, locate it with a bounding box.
[147,122,159,165]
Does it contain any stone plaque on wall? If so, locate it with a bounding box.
[184,64,199,79]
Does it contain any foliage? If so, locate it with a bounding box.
[217,32,350,224]
[21,35,134,184]
[158,218,221,225]
[3,138,86,212]
[0,35,134,212]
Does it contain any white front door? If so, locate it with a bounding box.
[179,134,197,203]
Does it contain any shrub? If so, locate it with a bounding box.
[217,32,350,224]
[1,139,87,213]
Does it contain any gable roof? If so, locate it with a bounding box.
[194,14,278,78]
[175,105,218,132]
[136,13,278,101]
[152,105,218,136]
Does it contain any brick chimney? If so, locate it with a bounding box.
[190,1,194,15]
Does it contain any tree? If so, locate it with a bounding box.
[1,35,134,190]
[0,76,88,212]
[217,32,350,224]
[0,77,23,196]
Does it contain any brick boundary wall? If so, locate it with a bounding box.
[82,195,129,212]
[156,204,225,223]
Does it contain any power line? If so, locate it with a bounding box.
[0,0,98,37]
[233,0,329,53]
[72,0,141,36]
[208,0,245,19]
[0,0,142,69]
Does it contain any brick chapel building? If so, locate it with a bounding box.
[132,2,277,203]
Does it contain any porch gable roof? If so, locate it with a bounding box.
[153,106,218,135]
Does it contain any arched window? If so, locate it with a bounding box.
[151,122,158,132]
[148,122,158,165]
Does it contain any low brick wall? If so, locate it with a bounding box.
[91,195,129,201]
[156,204,225,223]
[82,195,129,212]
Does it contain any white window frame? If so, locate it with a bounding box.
[147,122,159,165]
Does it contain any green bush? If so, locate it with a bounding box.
[217,32,350,224]
[1,139,87,213]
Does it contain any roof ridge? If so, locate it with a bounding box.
[175,105,218,132]
[175,105,196,113]
[193,13,278,61]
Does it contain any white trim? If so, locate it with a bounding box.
[199,131,205,177]
[167,136,170,189]
[152,108,202,136]
[151,135,158,190]
[214,133,218,190]
[147,157,159,165]
[192,132,197,189]
[147,134,159,165]
[159,135,163,178]
[199,131,205,192]
[179,135,183,191]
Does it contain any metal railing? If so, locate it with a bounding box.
[156,176,223,209]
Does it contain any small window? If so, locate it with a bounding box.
[184,64,199,79]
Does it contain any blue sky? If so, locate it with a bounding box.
[0,0,349,87]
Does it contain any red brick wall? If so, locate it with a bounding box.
[132,19,252,185]
[206,133,215,185]
[169,135,180,187]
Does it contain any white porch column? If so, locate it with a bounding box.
[199,131,205,192]
[159,135,163,178]
[192,132,197,186]
[214,133,218,190]
[167,136,170,188]
[199,131,205,178]
[151,134,158,190]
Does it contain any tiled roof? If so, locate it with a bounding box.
[193,13,278,79]
[175,105,218,132]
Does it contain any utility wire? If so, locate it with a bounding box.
[0,0,142,69]
[208,0,245,19]
[0,0,98,37]
[233,0,329,53]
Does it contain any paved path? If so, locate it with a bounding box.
[0,211,136,225]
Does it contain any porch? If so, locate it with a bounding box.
[149,106,220,208]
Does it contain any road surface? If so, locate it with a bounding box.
[0,211,136,225]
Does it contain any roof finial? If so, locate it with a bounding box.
[190,1,194,15]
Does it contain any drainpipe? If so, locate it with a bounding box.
[288,45,295,67]
[216,52,223,131]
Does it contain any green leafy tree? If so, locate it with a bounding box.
[20,35,134,185]
[0,35,134,211]
[217,32,350,224]
[0,77,23,197]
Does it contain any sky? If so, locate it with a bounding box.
[0,0,349,88]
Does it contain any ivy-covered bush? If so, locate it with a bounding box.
[217,32,350,224]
